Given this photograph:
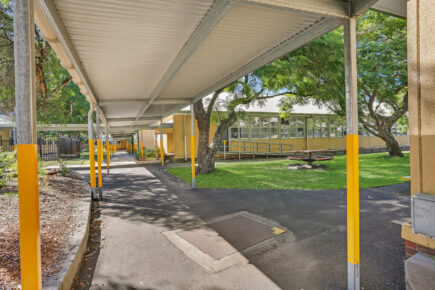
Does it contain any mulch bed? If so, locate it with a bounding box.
[0,174,88,289]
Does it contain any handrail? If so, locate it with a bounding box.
[217,140,296,160]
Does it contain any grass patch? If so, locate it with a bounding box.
[167,152,410,190]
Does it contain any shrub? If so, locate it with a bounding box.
[57,158,69,176]
[0,150,16,188]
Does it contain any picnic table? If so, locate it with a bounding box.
[287,150,335,165]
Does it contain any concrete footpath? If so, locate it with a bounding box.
[74,154,410,290]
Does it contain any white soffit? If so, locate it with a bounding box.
[54,0,215,101]
[156,3,323,103]
[372,0,407,18]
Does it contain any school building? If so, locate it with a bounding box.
[151,98,409,161]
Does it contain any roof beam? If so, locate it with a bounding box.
[100,98,191,106]
[371,0,406,18]
[99,99,145,106]
[34,0,108,124]
[188,17,343,105]
[353,0,379,16]
[107,117,161,122]
[153,98,191,105]
[37,124,88,131]
[133,0,234,125]
[236,0,350,18]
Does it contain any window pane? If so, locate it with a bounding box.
[336,119,343,137]
[240,117,249,128]
[260,128,269,138]
[270,127,279,139]
[270,117,279,127]
[261,117,269,128]
[251,127,259,138]
[314,119,321,137]
[289,127,296,138]
[230,128,238,138]
[280,117,289,125]
[330,119,336,137]
[297,118,305,137]
[240,128,249,138]
[307,118,313,138]
[251,116,260,127]
[280,128,289,138]
[321,119,328,137]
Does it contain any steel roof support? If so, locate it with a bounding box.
[14,0,41,288]
[134,0,234,124]
[344,16,360,290]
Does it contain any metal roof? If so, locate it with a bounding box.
[34,0,406,136]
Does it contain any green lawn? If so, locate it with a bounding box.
[167,152,410,190]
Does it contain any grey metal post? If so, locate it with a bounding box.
[190,105,196,188]
[88,104,96,199]
[14,0,41,287]
[344,16,360,290]
[224,140,226,160]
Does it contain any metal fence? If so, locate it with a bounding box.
[37,136,81,161]
[0,139,15,152]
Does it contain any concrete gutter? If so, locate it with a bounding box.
[43,178,92,290]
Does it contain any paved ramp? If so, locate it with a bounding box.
[74,165,280,290]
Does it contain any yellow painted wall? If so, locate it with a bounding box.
[170,114,409,160]
[0,130,10,142]
[138,130,156,149]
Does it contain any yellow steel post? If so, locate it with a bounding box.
[190,105,196,188]
[96,107,102,191]
[89,139,96,189]
[155,133,158,159]
[344,17,360,290]
[106,139,110,167]
[97,139,102,187]
[14,1,42,287]
[160,121,165,169]
[88,104,97,199]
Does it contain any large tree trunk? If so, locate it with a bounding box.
[381,129,403,157]
[198,113,236,174]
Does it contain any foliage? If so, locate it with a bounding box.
[135,147,159,159]
[168,152,410,190]
[0,0,90,123]
[0,149,15,188]
[57,158,69,176]
[256,10,408,156]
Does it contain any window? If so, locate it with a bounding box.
[330,118,336,137]
[270,117,279,139]
[230,128,238,138]
[321,118,329,137]
[314,118,321,137]
[336,118,343,137]
[260,117,270,139]
[297,118,305,138]
[250,116,260,139]
[307,118,313,138]
[289,117,297,138]
[239,117,249,138]
[280,118,289,138]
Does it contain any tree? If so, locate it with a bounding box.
[259,10,407,157]
[194,75,292,174]
[0,0,89,124]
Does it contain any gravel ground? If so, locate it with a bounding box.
[0,174,88,289]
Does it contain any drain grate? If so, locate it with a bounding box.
[176,214,284,260]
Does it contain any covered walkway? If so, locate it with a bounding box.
[74,157,409,289]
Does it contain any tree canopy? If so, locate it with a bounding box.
[255,10,407,156]
[0,0,90,124]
